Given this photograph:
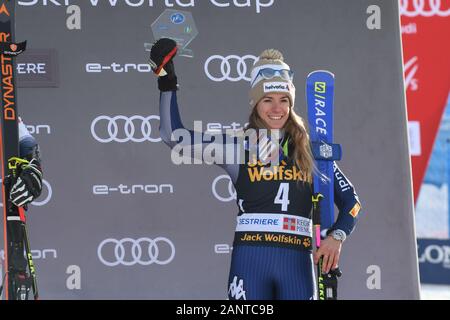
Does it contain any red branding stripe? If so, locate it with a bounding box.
[155,46,178,76]
[19,207,26,223]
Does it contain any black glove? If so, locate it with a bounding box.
[149,38,178,92]
[9,158,43,207]
[12,271,32,300]
[321,267,342,300]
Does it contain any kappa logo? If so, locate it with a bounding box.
[0,3,9,16]
[228,276,246,300]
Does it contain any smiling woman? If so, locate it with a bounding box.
[150,38,361,300]
[255,94,290,129]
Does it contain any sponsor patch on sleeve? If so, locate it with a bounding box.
[349,202,361,218]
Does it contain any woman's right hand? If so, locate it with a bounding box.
[149,38,178,91]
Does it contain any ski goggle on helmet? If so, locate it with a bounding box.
[251,68,294,87]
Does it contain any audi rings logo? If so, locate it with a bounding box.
[399,0,450,17]
[91,115,161,143]
[204,55,257,82]
[212,175,236,202]
[97,237,175,267]
[0,178,52,207]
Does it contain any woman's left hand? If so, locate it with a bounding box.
[313,236,342,274]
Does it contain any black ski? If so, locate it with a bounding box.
[0,0,37,300]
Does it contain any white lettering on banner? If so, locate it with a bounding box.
[31,249,58,259]
[93,184,174,195]
[399,0,450,17]
[88,0,194,7]
[18,0,275,13]
[401,23,417,34]
[1,249,57,260]
[418,245,450,267]
[206,122,249,133]
[210,0,274,13]
[86,63,151,73]
[17,63,46,74]
[404,56,419,92]
[18,0,66,5]
[26,125,52,135]
[408,121,421,156]
[214,244,233,254]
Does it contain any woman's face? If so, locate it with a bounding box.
[256,93,290,129]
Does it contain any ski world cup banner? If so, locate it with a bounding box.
[400,0,450,201]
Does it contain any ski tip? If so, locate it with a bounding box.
[307,70,335,78]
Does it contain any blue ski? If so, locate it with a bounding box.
[307,70,343,300]
[306,70,341,230]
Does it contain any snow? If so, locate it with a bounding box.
[420,284,450,300]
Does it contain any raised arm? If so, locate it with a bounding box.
[151,38,240,183]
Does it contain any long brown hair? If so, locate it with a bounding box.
[246,106,315,183]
